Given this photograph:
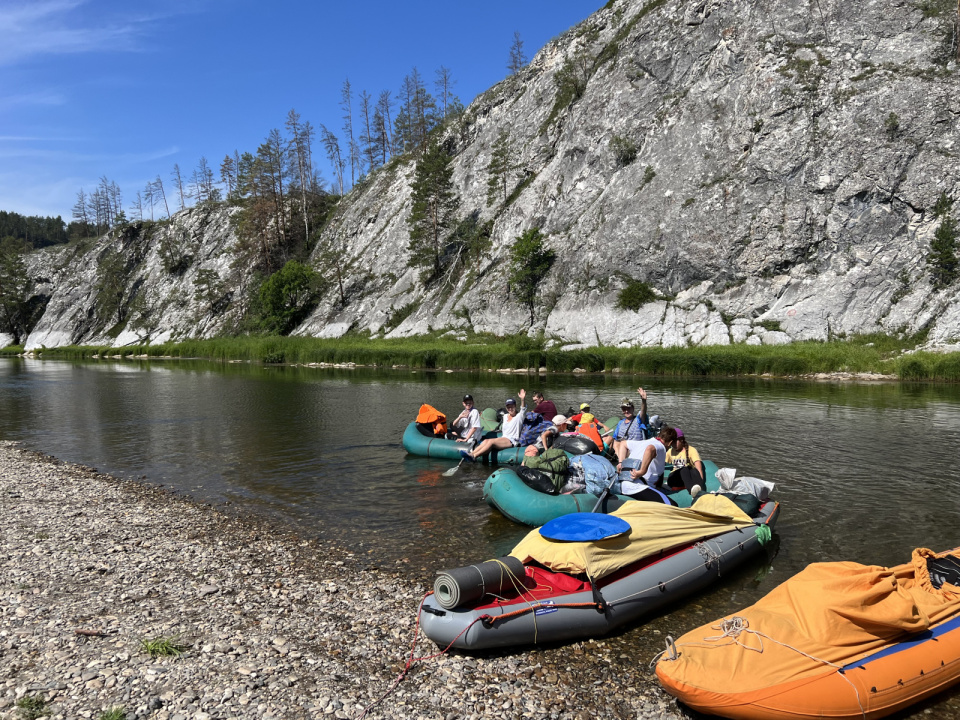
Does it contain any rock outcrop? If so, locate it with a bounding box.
[19,0,960,350]
[24,206,245,349]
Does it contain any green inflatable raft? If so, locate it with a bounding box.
[482,460,722,527]
[402,411,621,466]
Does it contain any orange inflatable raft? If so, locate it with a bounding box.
[655,547,960,719]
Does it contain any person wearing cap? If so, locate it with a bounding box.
[611,387,650,456]
[450,394,483,446]
[664,428,706,496]
[567,402,593,426]
[535,414,569,451]
[460,389,526,462]
[531,391,557,422]
[616,425,678,504]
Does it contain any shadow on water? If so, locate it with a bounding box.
[3,358,960,716]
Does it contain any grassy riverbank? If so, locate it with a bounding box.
[5,332,960,380]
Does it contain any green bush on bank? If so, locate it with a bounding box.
[10,332,960,382]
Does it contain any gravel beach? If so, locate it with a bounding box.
[0,441,683,720]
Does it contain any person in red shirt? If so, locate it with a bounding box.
[531,391,557,422]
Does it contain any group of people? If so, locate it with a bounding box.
[446,388,707,500]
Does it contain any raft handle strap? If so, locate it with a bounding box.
[590,580,608,613]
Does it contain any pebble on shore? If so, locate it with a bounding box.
[0,440,684,720]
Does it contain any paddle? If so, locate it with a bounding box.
[590,471,621,512]
[443,451,473,476]
[442,459,465,477]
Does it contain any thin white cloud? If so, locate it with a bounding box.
[0,0,145,66]
[0,91,67,108]
[0,145,180,163]
[0,136,74,142]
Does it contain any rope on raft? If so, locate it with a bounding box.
[656,615,867,720]
[355,592,484,720]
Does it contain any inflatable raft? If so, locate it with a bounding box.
[401,420,527,464]
[419,495,779,650]
[655,547,960,720]
[483,460,722,527]
[402,412,620,466]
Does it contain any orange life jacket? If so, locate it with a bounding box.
[416,404,448,437]
[576,421,603,452]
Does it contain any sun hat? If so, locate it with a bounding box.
[579,402,590,411]
[552,414,569,425]
[620,396,635,408]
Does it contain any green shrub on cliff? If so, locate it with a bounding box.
[257,260,322,335]
[928,193,958,289]
[615,279,658,311]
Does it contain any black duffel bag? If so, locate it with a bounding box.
[552,434,601,456]
[515,466,560,495]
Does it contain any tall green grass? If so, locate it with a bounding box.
[14,333,960,381]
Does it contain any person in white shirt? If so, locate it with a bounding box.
[615,426,678,501]
[460,390,526,462]
[450,394,483,446]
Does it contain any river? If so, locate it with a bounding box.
[2,357,960,716]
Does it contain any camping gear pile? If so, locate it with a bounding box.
[402,397,960,718]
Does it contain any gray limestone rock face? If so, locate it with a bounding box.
[12,0,960,351]
[292,0,960,348]
[23,206,246,350]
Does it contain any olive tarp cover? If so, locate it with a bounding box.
[509,494,754,580]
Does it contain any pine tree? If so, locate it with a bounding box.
[486,130,518,206]
[929,192,958,290]
[341,79,358,185]
[508,32,527,74]
[376,90,394,161]
[172,164,187,211]
[130,191,143,222]
[406,139,460,280]
[286,109,312,242]
[0,237,33,345]
[358,90,378,173]
[153,176,170,218]
[434,66,457,120]
[509,228,555,325]
[929,216,959,289]
[319,125,345,196]
[72,189,90,229]
[220,154,237,198]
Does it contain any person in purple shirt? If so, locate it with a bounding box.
[531,391,557,421]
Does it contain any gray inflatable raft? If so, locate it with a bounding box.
[418,500,780,650]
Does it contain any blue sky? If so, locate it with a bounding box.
[1,0,604,220]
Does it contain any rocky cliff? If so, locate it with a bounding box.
[19,0,960,351]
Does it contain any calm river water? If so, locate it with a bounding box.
[3,357,960,715]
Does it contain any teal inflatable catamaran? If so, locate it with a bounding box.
[403,409,621,466]
[402,421,528,464]
[482,460,722,527]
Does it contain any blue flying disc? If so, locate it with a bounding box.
[539,513,632,542]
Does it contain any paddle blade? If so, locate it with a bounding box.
[539,513,631,542]
[442,461,463,477]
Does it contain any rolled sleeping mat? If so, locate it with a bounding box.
[433,556,527,610]
[552,434,601,456]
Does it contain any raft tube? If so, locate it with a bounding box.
[483,460,721,527]
[402,421,526,464]
[655,547,960,720]
[419,500,780,650]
